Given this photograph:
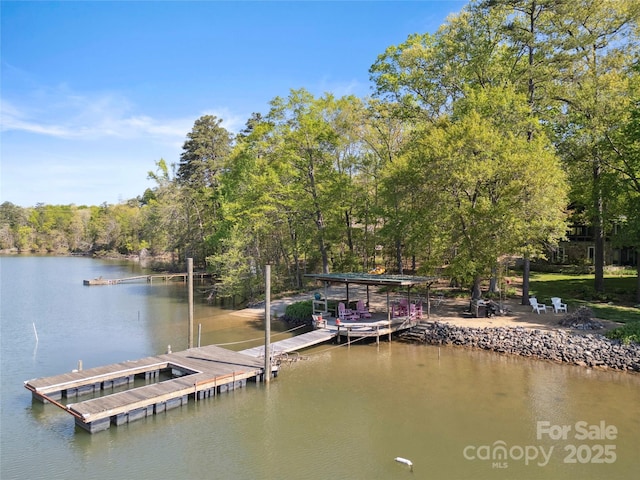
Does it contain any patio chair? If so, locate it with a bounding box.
[395,298,409,317]
[529,297,547,314]
[338,302,358,322]
[550,297,568,313]
[356,300,372,319]
[410,302,423,319]
[433,293,445,309]
[311,314,326,329]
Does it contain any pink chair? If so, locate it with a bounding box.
[338,302,358,322]
[397,298,408,316]
[356,300,372,319]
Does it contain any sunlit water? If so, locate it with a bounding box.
[1,256,638,480]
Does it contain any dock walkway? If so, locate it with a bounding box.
[240,329,337,357]
[24,345,265,433]
[83,272,210,285]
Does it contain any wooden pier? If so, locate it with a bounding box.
[335,318,416,345]
[24,345,268,433]
[24,317,415,434]
[240,316,417,358]
[83,272,211,285]
[240,329,337,357]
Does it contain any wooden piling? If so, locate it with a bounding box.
[264,264,271,383]
[187,258,194,349]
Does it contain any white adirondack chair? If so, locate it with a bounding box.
[550,297,568,313]
[529,297,547,314]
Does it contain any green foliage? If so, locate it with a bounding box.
[176,115,231,188]
[1,1,638,306]
[605,321,640,345]
[407,85,568,288]
[283,300,313,325]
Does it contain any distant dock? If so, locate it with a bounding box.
[24,345,268,433]
[83,272,211,285]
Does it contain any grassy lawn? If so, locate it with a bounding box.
[529,272,640,324]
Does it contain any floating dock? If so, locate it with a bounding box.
[25,317,416,434]
[24,345,267,433]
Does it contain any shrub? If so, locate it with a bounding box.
[283,300,313,327]
[605,321,640,345]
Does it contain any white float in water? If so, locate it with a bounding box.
[394,457,413,471]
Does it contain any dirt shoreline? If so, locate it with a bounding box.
[240,283,623,334]
[235,285,640,372]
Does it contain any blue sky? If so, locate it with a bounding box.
[1,1,466,207]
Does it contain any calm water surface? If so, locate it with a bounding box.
[1,256,639,480]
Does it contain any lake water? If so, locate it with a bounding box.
[1,256,639,480]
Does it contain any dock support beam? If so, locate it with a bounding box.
[264,264,271,383]
[187,258,194,349]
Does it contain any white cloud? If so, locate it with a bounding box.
[1,85,247,144]
[0,83,252,206]
[1,91,192,142]
[302,76,368,100]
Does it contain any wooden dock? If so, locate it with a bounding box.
[240,316,417,357]
[240,329,337,357]
[25,316,416,434]
[24,345,268,433]
[83,272,211,285]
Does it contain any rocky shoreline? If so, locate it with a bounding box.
[403,322,640,372]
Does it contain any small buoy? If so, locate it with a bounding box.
[395,457,413,471]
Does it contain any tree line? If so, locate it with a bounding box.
[2,0,639,302]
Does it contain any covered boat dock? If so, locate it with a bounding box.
[304,273,439,343]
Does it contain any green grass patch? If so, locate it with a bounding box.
[529,272,640,325]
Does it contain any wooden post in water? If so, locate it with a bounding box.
[187,258,194,349]
[264,264,271,383]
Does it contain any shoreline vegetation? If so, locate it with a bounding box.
[5,252,638,371]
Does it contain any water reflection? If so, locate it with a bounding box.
[2,256,639,480]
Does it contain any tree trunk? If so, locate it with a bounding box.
[345,209,353,253]
[636,260,640,303]
[593,163,605,293]
[488,266,498,293]
[521,256,530,305]
[313,205,329,273]
[395,236,403,274]
[307,160,329,273]
[394,198,403,274]
[318,232,329,274]
[471,276,482,300]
